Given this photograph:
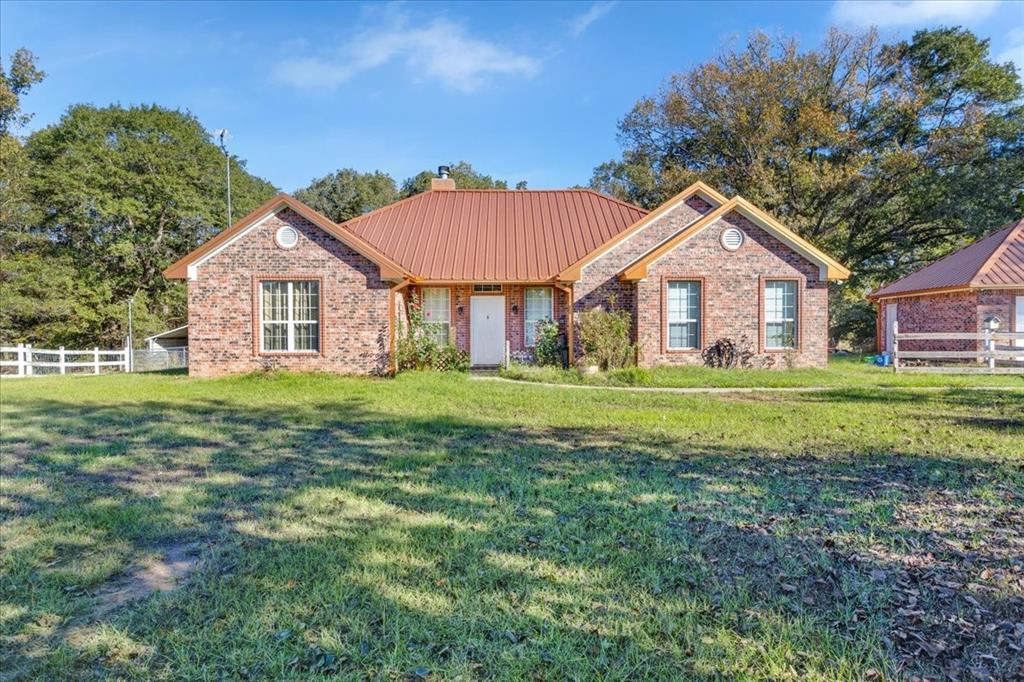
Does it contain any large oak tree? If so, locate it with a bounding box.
[591,28,1023,346]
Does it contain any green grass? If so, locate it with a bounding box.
[500,355,1024,389]
[1,371,1022,680]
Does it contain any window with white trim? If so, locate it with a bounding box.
[765,280,797,349]
[260,280,319,352]
[473,284,502,293]
[667,281,700,349]
[524,287,553,347]
[421,288,451,345]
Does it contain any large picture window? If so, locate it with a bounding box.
[764,280,797,349]
[260,280,319,352]
[421,288,451,345]
[667,281,701,349]
[524,287,553,347]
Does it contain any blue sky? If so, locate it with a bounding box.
[2,1,1022,192]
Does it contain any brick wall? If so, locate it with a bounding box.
[575,196,714,331]
[187,208,391,377]
[878,289,1024,352]
[634,211,829,368]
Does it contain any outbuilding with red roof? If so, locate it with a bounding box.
[868,218,1024,355]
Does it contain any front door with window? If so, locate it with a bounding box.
[471,296,505,366]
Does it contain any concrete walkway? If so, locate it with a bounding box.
[468,374,1023,395]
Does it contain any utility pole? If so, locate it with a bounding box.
[216,129,232,228]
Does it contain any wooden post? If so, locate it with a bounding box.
[124,337,131,373]
[59,346,66,375]
[16,343,24,377]
[891,320,899,373]
[505,339,511,369]
[25,344,33,376]
[565,284,575,367]
[984,323,995,372]
[93,347,100,375]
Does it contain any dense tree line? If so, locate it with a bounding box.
[0,49,512,346]
[590,28,1023,347]
[2,26,1020,350]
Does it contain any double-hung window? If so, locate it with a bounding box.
[421,288,451,345]
[524,287,553,347]
[764,280,798,349]
[667,281,701,349]
[261,280,319,352]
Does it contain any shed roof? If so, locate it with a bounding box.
[870,218,1024,299]
[341,189,647,281]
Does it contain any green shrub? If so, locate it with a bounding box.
[533,319,562,366]
[396,292,467,372]
[578,301,635,370]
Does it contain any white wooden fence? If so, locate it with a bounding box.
[0,342,130,377]
[892,321,1024,374]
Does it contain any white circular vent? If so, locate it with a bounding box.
[721,227,744,251]
[275,226,299,249]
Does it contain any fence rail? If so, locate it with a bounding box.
[892,322,1024,374]
[1,343,129,377]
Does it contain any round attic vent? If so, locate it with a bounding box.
[276,226,299,249]
[721,227,744,251]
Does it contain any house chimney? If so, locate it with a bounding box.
[431,165,456,191]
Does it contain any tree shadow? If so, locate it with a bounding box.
[1,388,1021,680]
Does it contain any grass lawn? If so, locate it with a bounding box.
[500,356,1024,389]
[1,371,1022,680]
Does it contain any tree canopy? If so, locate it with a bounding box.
[294,168,397,223]
[591,28,1023,346]
[400,161,510,197]
[1,101,277,346]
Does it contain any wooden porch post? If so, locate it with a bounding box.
[566,283,575,367]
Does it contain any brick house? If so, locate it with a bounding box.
[868,219,1024,355]
[165,175,850,376]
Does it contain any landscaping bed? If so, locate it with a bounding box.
[2,371,1022,680]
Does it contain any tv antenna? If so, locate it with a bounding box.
[214,129,232,228]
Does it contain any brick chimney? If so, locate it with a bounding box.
[431,165,456,191]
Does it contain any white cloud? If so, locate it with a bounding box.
[831,1,1001,27]
[568,1,618,38]
[995,28,1024,74]
[271,14,540,93]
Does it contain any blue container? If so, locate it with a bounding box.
[875,353,891,367]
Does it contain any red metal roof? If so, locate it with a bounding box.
[341,189,647,281]
[871,218,1024,298]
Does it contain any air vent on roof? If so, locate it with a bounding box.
[276,226,299,249]
[721,227,744,251]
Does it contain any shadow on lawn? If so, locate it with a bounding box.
[2,388,1022,680]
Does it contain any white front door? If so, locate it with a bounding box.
[885,303,898,354]
[471,296,505,366]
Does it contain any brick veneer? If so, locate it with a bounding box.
[575,196,714,325]
[187,208,391,376]
[878,289,1024,352]
[635,211,829,368]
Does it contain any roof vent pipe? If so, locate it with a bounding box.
[438,165,450,179]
